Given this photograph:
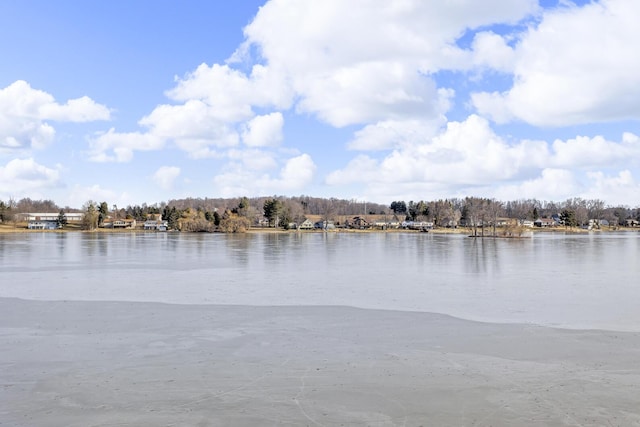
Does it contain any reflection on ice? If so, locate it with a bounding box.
[0,231,638,331]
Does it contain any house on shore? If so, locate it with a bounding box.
[21,212,83,229]
[144,219,168,231]
[351,216,371,229]
[401,221,434,230]
[534,218,558,227]
[27,221,59,230]
[102,219,137,229]
[298,219,314,230]
[314,220,336,230]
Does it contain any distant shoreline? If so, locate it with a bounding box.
[1,223,636,235]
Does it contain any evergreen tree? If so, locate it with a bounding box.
[56,209,67,229]
[407,201,417,221]
[98,201,109,226]
[560,209,577,228]
[532,207,539,220]
[162,206,181,230]
[0,200,7,222]
[263,198,283,227]
[235,197,250,217]
[390,201,407,214]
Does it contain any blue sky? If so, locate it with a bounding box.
[1,0,639,208]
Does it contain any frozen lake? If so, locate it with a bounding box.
[1,231,639,331]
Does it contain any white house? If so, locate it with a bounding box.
[21,212,83,222]
[27,221,58,230]
[144,219,168,231]
[298,219,315,230]
[102,219,137,229]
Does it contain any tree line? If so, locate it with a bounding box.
[388,197,638,229]
[1,195,639,232]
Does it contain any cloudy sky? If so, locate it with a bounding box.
[1,0,639,208]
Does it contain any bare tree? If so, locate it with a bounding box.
[9,198,19,228]
[464,197,483,237]
[82,201,100,230]
[587,199,605,225]
[282,199,305,228]
[429,199,452,227]
[486,199,504,236]
[564,198,588,227]
[320,198,337,226]
[506,199,537,222]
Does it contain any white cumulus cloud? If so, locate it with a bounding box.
[551,134,640,169]
[491,168,580,202]
[65,184,134,210]
[327,114,640,203]
[74,0,640,206]
[0,80,110,152]
[84,0,540,164]
[213,153,316,197]
[167,63,293,119]
[348,119,441,151]
[239,0,537,127]
[266,153,317,190]
[152,166,181,191]
[472,0,640,126]
[582,170,640,206]
[471,31,516,72]
[242,112,284,147]
[88,129,164,163]
[0,158,62,196]
[87,64,290,161]
[227,149,278,171]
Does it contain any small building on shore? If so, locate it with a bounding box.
[102,219,137,229]
[144,219,168,231]
[534,218,557,227]
[27,221,59,230]
[298,219,314,230]
[21,212,83,222]
[21,212,83,229]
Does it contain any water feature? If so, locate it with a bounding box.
[1,231,638,331]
